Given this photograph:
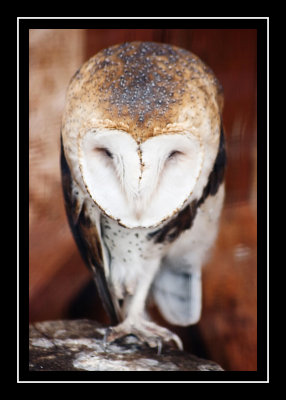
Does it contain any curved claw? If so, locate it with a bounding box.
[157,338,163,355]
[103,327,112,349]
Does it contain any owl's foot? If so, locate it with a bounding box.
[99,317,183,352]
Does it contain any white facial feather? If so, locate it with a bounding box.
[79,129,205,228]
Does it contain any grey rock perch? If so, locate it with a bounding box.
[29,319,223,372]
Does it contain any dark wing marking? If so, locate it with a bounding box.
[148,200,197,244]
[60,136,119,325]
[148,124,226,244]
[197,123,226,207]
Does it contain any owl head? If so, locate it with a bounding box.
[61,41,223,229]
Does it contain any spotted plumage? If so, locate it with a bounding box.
[61,42,226,350]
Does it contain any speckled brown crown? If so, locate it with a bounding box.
[63,41,223,143]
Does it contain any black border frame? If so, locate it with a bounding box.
[19,18,268,382]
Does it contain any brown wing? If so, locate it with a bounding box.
[60,136,119,325]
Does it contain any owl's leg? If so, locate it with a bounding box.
[101,259,183,351]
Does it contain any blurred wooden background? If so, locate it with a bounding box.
[29,28,257,371]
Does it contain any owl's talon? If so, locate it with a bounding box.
[94,326,112,350]
[102,318,183,352]
[157,339,162,355]
[103,327,112,349]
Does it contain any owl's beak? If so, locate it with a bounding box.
[133,197,144,221]
[132,191,149,222]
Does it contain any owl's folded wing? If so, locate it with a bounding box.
[60,136,120,325]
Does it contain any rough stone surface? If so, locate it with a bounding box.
[29,319,223,371]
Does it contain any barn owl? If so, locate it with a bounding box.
[61,42,226,351]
